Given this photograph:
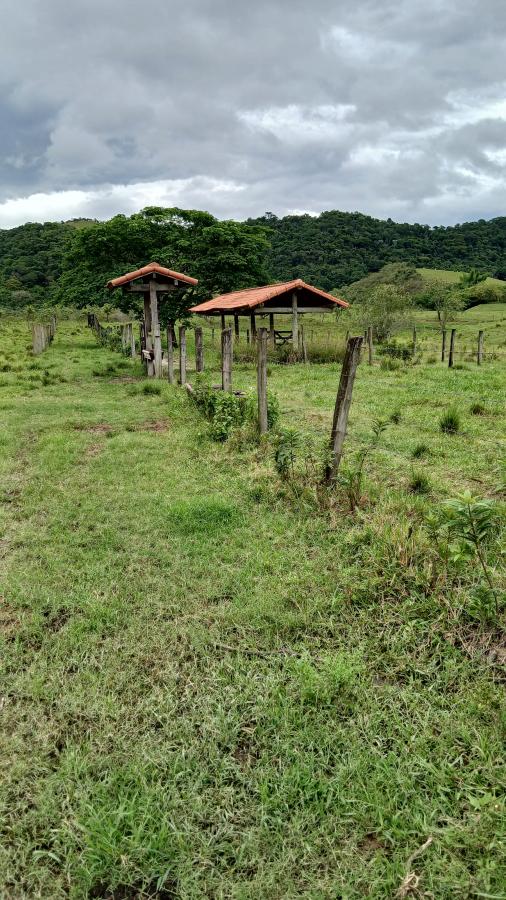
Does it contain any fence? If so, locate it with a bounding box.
[32,316,57,355]
[88,313,136,357]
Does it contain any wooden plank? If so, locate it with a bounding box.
[195,326,204,373]
[221,327,232,392]
[126,282,177,292]
[324,336,363,483]
[257,328,268,434]
[179,326,187,385]
[256,306,335,314]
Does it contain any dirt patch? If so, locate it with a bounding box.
[89,879,178,899]
[0,600,21,639]
[42,607,71,633]
[127,419,171,433]
[73,422,114,434]
[448,626,506,676]
[357,833,386,855]
[84,443,102,459]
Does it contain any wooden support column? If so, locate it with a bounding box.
[166,325,175,384]
[195,327,204,373]
[221,327,232,392]
[269,313,275,347]
[441,329,447,363]
[324,336,363,483]
[257,328,268,435]
[143,293,154,377]
[292,292,299,350]
[448,328,456,368]
[234,315,240,342]
[179,326,187,385]
[477,330,484,365]
[149,280,162,378]
[250,313,257,342]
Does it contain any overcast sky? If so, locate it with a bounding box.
[1,0,506,228]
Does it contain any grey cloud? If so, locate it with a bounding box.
[0,0,506,225]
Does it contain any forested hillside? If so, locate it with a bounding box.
[2,209,506,307]
[246,211,506,290]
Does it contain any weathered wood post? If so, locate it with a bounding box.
[221,313,226,332]
[441,329,447,363]
[166,325,175,384]
[129,323,136,358]
[292,292,299,350]
[412,325,417,356]
[195,326,204,373]
[221,327,232,392]
[324,336,363,483]
[367,326,373,366]
[269,313,275,347]
[257,327,268,435]
[234,315,240,342]
[143,294,154,377]
[32,324,46,355]
[477,330,484,366]
[149,280,162,378]
[179,325,187,385]
[250,314,257,342]
[448,328,456,368]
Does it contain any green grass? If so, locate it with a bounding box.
[1,316,505,898]
[417,267,506,289]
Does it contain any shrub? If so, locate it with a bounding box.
[142,382,162,395]
[380,357,401,371]
[377,339,413,361]
[409,471,431,494]
[190,378,279,440]
[273,428,301,478]
[439,408,461,434]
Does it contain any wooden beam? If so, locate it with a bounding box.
[126,282,177,293]
[257,306,335,314]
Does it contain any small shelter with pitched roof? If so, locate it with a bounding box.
[190,279,348,348]
[107,262,198,377]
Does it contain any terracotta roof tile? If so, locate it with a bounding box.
[189,279,348,313]
[107,262,198,289]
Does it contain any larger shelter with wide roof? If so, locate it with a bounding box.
[190,279,348,349]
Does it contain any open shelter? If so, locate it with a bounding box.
[107,262,198,377]
[189,279,348,348]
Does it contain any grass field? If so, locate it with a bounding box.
[1,314,505,899]
[417,268,506,291]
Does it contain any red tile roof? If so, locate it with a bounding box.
[189,279,348,313]
[107,262,198,289]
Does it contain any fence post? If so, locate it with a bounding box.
[234,315,240,342]
[166,325,175,384]
[448,328,456,368]
[221,327,232,392]
[367,326,373,366]
[324,336,363,483]
[441,329,447,362]
[477,330,484,365]
[129,323,136,357]
[269,314,275,347]
[412,326,417,355]
[246,328,250,345]
[195,326,204,373]
[301,325,308,363]
[257,328,268,435]
[179,326,187,385]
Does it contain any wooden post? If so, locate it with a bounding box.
[292,292,299,350]
[195,326,204,373]
[477,330,484,365]
[441,329,447,363]
[32,323,47,355]
[246,328,250,345]
[234,315,240,342]
[221,313,226,332]
[412,326,417,355]
[143,293,154,377]
[324,336,363,483]
[250,314,257,342]
[367,326,373,366]
[166,325,175,384]
[129,323,136,358]
[448,328,456,368]
[301,324,308,363]
[257,328,268,435]
[221,327,232,392]
[179,326,187,385]
[269,313,275,347]
[149,280,162,378]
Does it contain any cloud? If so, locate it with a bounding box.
[1,0,506,227]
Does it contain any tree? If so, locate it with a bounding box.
[419,281,464,330]
[459,268,487,287]
[347,284,413,342]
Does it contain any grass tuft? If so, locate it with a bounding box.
[439,407,461,434]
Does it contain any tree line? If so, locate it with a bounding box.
[1,206,506,313]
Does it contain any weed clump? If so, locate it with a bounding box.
[412,442,430,459]
[439,408,461,434]
[409,471,432,495]
[141,382,162,395]
[470,401,487,415]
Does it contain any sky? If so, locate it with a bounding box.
[1,0,506,229]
